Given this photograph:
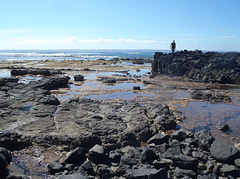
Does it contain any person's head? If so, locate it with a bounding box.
[173,40,175,43]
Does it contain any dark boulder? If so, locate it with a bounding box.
[216,122,229,132]
[28,76,70,91]
[133,86,140,90]
[74,75,84,81]
[140,146,157,163]
[119,132,140,147]
[64,147,87,165]
[88,144,105,164]
[71,134,102,149]
[109,150,121,163]
[0,77,19,86]
[210,140,240,164]
[37,95,60,105]
[171,130,187,141]
[11,69,29,76]
[0,147,12,170]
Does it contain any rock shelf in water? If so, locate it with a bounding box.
[152,50,240,84]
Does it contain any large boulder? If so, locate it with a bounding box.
[64,147,87,165]
[88,144,105,164]
[210,140,240,164]
[74,75,84,81]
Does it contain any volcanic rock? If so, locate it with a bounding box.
[210,140,240,163]
[152,50,240,84]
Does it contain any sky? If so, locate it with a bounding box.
[0,0,239,51]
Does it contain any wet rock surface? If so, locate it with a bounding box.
[191,90,232,103]
[11,68,62,76]
[152,50,240,84]
[0,62,239,178]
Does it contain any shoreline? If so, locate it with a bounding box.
[0,55,240,178]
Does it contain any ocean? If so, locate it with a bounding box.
[0,49,170,61]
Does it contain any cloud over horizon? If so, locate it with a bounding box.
[0,36,163,49]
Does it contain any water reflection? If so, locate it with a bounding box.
[178,101,240,144]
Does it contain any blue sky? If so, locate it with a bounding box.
[0,0,239,51]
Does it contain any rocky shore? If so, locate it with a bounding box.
[0,59,239,178]
[152,50,240,84]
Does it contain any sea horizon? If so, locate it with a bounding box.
[0,49,239,61]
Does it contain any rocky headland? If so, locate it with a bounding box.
[0,57,239,178]
[152,50,240,84]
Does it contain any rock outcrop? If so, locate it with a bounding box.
[152,50,240,84]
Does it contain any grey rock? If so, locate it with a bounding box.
[79,161,94,176]
[210,140,240,163]
[173,167,196,178]
[161,144,182,159]
[147,133,170,145]
[140,146,157,163]
[216,122,229,132]
[171,130,187,141]
[94,164,113,179]
[119,132,140,147]
[197,173,219,179]
[48,161,64,174]
[88,144,105,164]
[172,154,198,170]
[126,165,167,179]
[59,173,89,179]
[109,150,121,163]
[192,151,208,162]
[220,164,240,177]
[194,130,215,150]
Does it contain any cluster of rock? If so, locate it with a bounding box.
[191,90,232,103]
[47,129,240,178]
[152,50,240,84]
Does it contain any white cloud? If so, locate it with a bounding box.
[0,36,162,49]
[219,36,234,39]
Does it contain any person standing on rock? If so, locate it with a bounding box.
[170,40,176,53]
